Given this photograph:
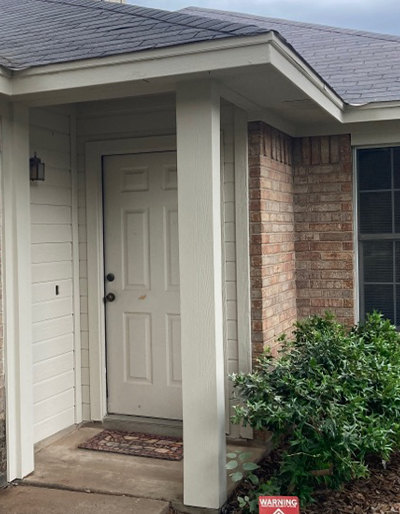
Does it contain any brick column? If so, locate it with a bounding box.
[293,135,354,326]
[248,124,355,361]
[248,122,297,359]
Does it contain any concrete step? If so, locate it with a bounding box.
[0,486,170,514]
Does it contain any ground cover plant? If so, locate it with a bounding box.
[230,312,400,511]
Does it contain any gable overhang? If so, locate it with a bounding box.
[0,32,396,128]
[0,33,343,120]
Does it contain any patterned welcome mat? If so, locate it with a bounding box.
[78,429,183,461]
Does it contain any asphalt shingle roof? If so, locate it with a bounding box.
[0,0,267,71]
[180,7,400,105]
[1,0,399,105]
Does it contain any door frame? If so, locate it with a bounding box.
[85,136,176,420]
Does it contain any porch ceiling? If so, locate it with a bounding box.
[215,64,338,130]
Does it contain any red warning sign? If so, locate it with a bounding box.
[259,496,300,514]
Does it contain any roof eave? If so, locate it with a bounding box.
[0,33,397,126]
[6,33,277,94]
[0,33,343,122]
[267,33,344,119]
[344,100,400,123]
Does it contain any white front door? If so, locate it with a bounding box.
[103,152,182,420]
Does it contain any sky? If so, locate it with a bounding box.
[127,0,400,36]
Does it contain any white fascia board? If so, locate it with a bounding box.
[344,102,400,123]
[268,35,344,122]
[10,34,275,98]
[7,33,345,127]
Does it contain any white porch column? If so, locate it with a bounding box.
[176,80,227,509]
[2,102,34,479]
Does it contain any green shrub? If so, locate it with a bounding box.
[231,312,400,506]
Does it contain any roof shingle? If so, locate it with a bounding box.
[0,0,267,71]
[180,7,400,105]
[1,0,399,105]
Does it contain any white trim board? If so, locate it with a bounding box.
[2,103,34,480]
[70,107,83,425]
[220,130,229,433]
[85,135,176,420]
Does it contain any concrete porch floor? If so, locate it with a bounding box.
[0,486,170,514]
[12,426,267,513]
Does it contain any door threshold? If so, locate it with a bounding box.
[102,414,183,438]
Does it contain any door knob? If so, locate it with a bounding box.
[106,273,115,282]
[105,292,116,302]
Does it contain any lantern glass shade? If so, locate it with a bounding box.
[30,153,45,181]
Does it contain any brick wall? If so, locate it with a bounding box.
[248,122,297,359]
[249,123,354,359]
[293,135,354,326]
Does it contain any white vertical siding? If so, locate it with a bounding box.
[76,96,239,434]
[221,107,240,437]
[30,107,76,443]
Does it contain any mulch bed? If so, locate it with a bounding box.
[305,453,400,514]
[78,429,183,461]
[225,451,400,513]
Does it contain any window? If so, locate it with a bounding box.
[358,146,400,324]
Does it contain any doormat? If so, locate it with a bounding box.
[78,429,183,461]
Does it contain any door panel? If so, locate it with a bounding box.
[104,152,182,419]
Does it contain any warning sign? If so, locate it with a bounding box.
[259,496,300,514]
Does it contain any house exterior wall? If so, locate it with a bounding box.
[0,185,5,487]
[30,107,77,443]
[249,122,354,358]
[248,122,297,359]
[76,95,240,435]
[293,135,354,326]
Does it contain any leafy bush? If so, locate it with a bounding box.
[226,450,260,484]
[226,450,261,512]
[231,312,400,506]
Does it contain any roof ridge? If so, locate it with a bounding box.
[32,0,267,37]
[181,6,400,44]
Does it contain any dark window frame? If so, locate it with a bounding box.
[358,145,400,326]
